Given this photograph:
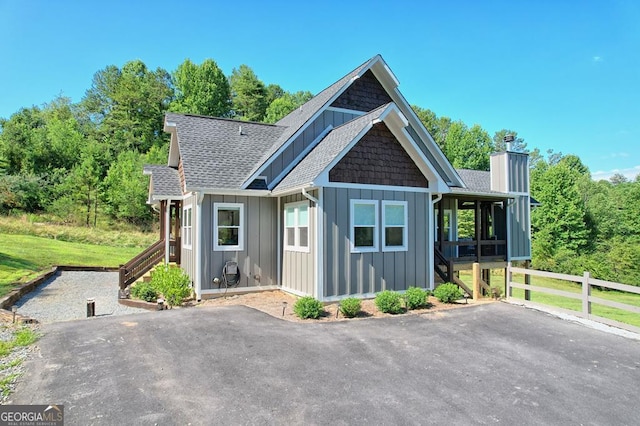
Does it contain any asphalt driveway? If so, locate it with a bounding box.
[9,303,639,425]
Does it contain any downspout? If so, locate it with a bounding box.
[195,192,204,301]
[164,200,171,265]
[429,193,443,289]
[277,196,281,288]
[301,187,319,204]
[301,187,322,299]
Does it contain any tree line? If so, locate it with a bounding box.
[1,58,638,285]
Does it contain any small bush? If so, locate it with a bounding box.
[405,287,429,310]
[293,296,324,319]
[150,265,192,306]
[131,282,159,303]
[434,283,463,303]
[339,298,362,318]
[375,290,404,314]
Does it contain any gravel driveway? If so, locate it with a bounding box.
[15,271,148,323]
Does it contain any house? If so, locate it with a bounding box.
[123,55,532,301]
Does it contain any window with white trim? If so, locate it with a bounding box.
[382,201,408,251]
[284,201,309,252]
[350,200,378,252]
[182,206,192,249]
[214,203,244,251]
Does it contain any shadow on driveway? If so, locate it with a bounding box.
[10,303,640,425]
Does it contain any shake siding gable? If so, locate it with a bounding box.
[329,122,429,188]
[331,70,393,112]
[178,159,186,193]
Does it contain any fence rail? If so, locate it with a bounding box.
[507,264,640,334]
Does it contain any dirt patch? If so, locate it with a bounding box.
[193,290,495,322]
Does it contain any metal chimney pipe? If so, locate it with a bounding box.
[504,134,515,152]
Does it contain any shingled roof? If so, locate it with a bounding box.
[143,165,182,199]
[274,104,391,193]
[244,57,377,182]
[166,112,287,190]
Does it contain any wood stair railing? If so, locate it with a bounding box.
[119,240,165,290]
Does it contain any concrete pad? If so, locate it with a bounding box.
[10,303,640,425]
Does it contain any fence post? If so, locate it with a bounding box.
[524,260,531,301]
[472,262,481,301]
[582,271,591,317]
[506,262,512,298]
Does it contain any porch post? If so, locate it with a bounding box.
[475,201,481,262]
[164,199,171,264]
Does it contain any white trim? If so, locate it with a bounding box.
[268,125,333,190]
[277,196,281,286]
[213,202,245,252]
[317,121,374,181]
[280,286,310,298]
[195,192,203,301]
[510,191,529,196]
[182,205,193,249]
[381,200,408,252]
[350,200,379,253]
[313,181,433,194]
[326,106,366,116]
[189,188,270,197]
[509,256,531,261]
[201,285,280,296]
[316,187,324,301]
[283,201,310,253]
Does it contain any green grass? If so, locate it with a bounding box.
[459,270,640,328]
[0,233,148,296]
[1,373,19,397]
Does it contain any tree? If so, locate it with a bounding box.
[493,129,527,153]
[531,160,591,256]
[82,60,173,155]
[610,173,628,185]
[229,65,268,122]
[412,105,451,151]
[264,91,313,123]
[443,122,494,170]
[170,58,231,117]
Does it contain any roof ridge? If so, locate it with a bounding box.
[167,112,284,128]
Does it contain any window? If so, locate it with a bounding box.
[284,201,309,252]
[350,200,378,252]
[382,201,408,251]
[182,206,192,249]
[214,203,244,251]
[435,208,452,241]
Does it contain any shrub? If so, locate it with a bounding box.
[434,283,463,303]
[150,264,192,306]
[405,286,429,310]
[339,298,362,318]
[131,282,159,303]
[293,296,324,319]
[375,290,404,314]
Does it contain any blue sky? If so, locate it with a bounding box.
[1,0,638,180]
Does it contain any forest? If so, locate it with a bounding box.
[1,58,638,286]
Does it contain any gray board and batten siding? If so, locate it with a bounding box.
[322,187,431,298]
[281,192,316,297]
[262,109,361,185]
[490,151,531,260]
[199,195,278,291]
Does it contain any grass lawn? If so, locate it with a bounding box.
[0,234,146,297]
[459,270,640,329]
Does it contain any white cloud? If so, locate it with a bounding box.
[603,152,630,159]
[592,165,640,181]
[592,56,603,62]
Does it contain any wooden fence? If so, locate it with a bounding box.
[507,263,640,334]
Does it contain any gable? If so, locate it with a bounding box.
[330,70,393,112]
[329,122,428,188]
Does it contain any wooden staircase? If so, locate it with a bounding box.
[119,240,165,290]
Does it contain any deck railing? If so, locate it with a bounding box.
[507,263,640,334]
[119,240,165,290]
[442,239,507,263]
